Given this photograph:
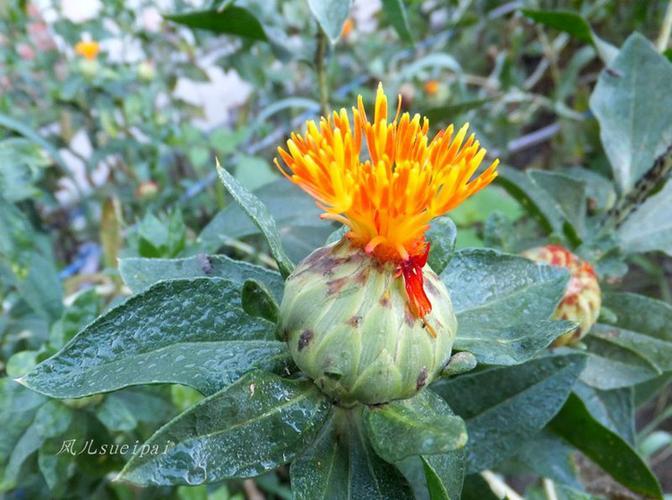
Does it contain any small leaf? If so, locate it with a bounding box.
[590,33,672,194]
[426,216,457,274]
[421,453,465,500]
[496,166,565,235]
[441,249,571,365]
[291,406,414,499]
[509,431,581,488]
[528,170,586,240]
[364,390,467,463]
[307,0,353,43]
[581,336,659,390]
[521,9,617,63]
[120,254,284,302]
[120,371,331,485]
[432,353,586,472]
[381,0,413,44]
[21,278,290,397]
[573,382,634,444]
[199,179,333,264]
[550,393,662,499]
[581,292,672,389]
[216,161,294,278]
[241,279,279,324]
[165,6,267,41]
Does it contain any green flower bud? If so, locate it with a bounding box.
[279,240,457,406]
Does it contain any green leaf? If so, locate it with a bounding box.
[0,138,50,202]
[216,163,294,278]
[573,383,634,444]
[527,170,586,240]
[461,474,498,500]
[581,336,659,390]
[241,279,279,324]
[496,166,565,235]
[165,6,267,41]
[0,113,70,172]
[426,216,457,274]
[441,249,572,364]
[382,0,413,44]
[307,0,353,43]
[581,292,672,388]
[509,431,581,488]
[431,353,586,472]
[120,254,284,302]
[521,9,617,63]
[397,450,465,500]
[421,453,464,500]
[363,390,467,463]
[21,278,290,398]
[199,180,333,264]
[291,407,414,500]
[590,33,672,194]
[1,396,71,491]
[120,371,331,485]
[522,9,593,43]
[617,180,672,256]
[550,393,662,499]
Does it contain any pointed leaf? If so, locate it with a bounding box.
[426,216,457,274]
[120,254,284,302]
[120,371,331,485]
[550,393,662,499]
[432,353,586,472]
[590,33,672,194]
[216,162,294,277]
[21,278,290,398]
[291,406,414,499]
[441,249,570,364]
[307,0,353,43]
[364,390,467,463]
[382,0,413,44]
[165,6,267,41]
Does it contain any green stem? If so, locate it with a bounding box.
[315,26,329,117]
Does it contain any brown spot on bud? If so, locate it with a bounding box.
[347,315,362,328]
[379,291,391,307]
[327,276,349,295]
[416,367,428,390]
[354,267,370,285]
[298,329,314,351]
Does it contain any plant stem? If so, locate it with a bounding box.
[543,478,558,500]
[605,143,672,228]
[481,470,524,500]
[657,0,672,52]
[315,26,329,117]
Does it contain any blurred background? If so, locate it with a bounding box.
[1,0,671,498]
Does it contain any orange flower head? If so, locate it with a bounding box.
[75,40,100,60]
[274,83,499,317]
